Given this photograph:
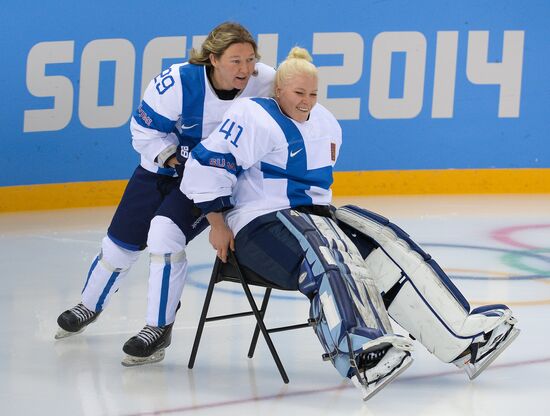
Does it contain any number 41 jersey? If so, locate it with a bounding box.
[131,62,275,175]
[181,97,342,235]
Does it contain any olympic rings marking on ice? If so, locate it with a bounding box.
[501,248,550,277]
[420,243,550,306]
[490,224,550,250]
[487,224,550,277]
[422,243,550,281]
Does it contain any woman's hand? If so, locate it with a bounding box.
[206,212,234,263]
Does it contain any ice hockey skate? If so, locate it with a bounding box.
[122,301,181,367]
[121,322,176,367]
[350,342,413,401]
[55,303,101,339]
[453,316,520,380]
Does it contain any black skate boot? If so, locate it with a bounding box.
[121,323,175,367]
[55,303,101,339]
[121,302,181,367]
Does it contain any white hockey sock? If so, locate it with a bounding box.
[81,236,141,312]
[145,216,188,327]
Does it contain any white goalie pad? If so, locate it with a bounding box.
[335,205,516,363]
[276,209,413,391]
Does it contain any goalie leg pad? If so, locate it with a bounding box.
[277,209,413,384]
[335,205,519,368]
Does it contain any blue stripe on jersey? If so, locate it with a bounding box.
[133,100,176,133]
[192,143,242,176]
[252,98,333,206]
[174,129,201,149]
[178,64,205,147]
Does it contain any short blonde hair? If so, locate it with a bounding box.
[274,47,318,91]
[189,22,259,66]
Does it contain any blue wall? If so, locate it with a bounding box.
[1,0,548,187]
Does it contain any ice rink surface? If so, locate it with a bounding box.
[1,194,549,416]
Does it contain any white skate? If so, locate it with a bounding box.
[351,345,413,401]
[453,316,520,380]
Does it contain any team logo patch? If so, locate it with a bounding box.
[331,142,336,161]
[137,105,152,127]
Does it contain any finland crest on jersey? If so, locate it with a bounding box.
[182,97,342,234]
[130,62,275,175]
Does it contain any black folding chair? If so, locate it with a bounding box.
[188,251,311,383]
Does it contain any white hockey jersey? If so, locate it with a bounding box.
[131,62,275,175]
[181,97,342,235]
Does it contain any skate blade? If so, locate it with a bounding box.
[466,327,520,380]
[353,355,413,401]
[54,327,85,340]
[121,349,165,367]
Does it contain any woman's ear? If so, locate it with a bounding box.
[209,53,217,67]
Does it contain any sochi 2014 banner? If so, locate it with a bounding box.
[1,0,548,187]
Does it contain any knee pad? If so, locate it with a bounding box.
[278,209,412,378]
[147,215,187,254]
[101,236,141,271]
[336,205,517,363]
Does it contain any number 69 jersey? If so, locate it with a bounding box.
[131,62,275,175]
[181,97,342,235]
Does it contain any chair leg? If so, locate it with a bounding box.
[188,259,220,369]
[229,253,290,384]
[248,288,271,358]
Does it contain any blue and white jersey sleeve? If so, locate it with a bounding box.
[131,63,186,172]
[181,99,276,212]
